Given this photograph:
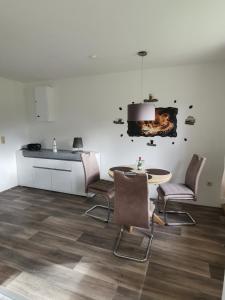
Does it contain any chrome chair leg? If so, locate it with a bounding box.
[162,199,196,226]
[113,210,155,262]
[85,195,113,223]
[163,199,168,225]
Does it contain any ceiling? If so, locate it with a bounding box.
[0,0,225,82]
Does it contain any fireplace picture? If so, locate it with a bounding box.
[127,107,178,137]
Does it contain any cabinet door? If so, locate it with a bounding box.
[33,167,52,190]
[34,87,47,121]
[16,152,34,187]
[34,86,54,121]
[52,170,72,194]
[71,162,86,196]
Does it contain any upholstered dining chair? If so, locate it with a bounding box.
[81,152,114,222]
[113,170,155,262]
[221,156,225,204]
[157,154,206,226]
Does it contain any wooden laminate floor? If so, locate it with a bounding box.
[0,187,223,300]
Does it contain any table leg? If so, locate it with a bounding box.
[124,225,133,233]
[149,184,165,225]
[153,213,165,225]
[124,216,164,232]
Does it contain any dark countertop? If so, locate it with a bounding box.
[22,149,86,161]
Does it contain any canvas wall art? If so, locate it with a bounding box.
[127,107,178,137]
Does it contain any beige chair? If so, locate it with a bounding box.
[113,170,155,262]
[221,157,225,216]
[221,156,225,203]
[157,154,206,225]
[81,152,114,222]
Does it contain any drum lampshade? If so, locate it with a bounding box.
[127,103,155,121]
[73,137,83,149]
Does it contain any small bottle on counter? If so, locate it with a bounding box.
[53,138,57,153]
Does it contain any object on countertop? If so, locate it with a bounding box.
[26,143,41,151]
[52,138,57,153]
[73,137,83,152]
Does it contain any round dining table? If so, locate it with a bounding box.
[108,165,172,226]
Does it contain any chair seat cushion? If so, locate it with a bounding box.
[88,179,114,193]
[159,183,194,199]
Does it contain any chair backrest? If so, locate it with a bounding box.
[81,152,100,193]
[221,156,225,201]
[185,154,206,195]
[113,171,150,229]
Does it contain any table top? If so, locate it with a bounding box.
[108,165,172,185]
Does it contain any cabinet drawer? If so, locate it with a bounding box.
[32,159,72,171]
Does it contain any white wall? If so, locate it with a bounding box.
[26,63,225,207]
[0,77,29,191]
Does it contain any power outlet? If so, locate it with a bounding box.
[0,136,6,144]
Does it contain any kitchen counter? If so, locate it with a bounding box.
[17,150,100,195]
[22,149,85,161]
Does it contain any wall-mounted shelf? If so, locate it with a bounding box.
[113,118,124,124]
[147,140,157,146]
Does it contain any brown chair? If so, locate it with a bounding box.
[113,170,155,262]
[81,152,114,222]
[157,154,206,225]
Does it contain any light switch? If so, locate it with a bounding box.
[1,136,5,144]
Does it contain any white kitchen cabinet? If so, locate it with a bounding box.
[52,170,72,194]
[71,161,87,195]
[33,167,52,190]
[16,151,100,196]
[34,86,55,121]
[16,153,34,187]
